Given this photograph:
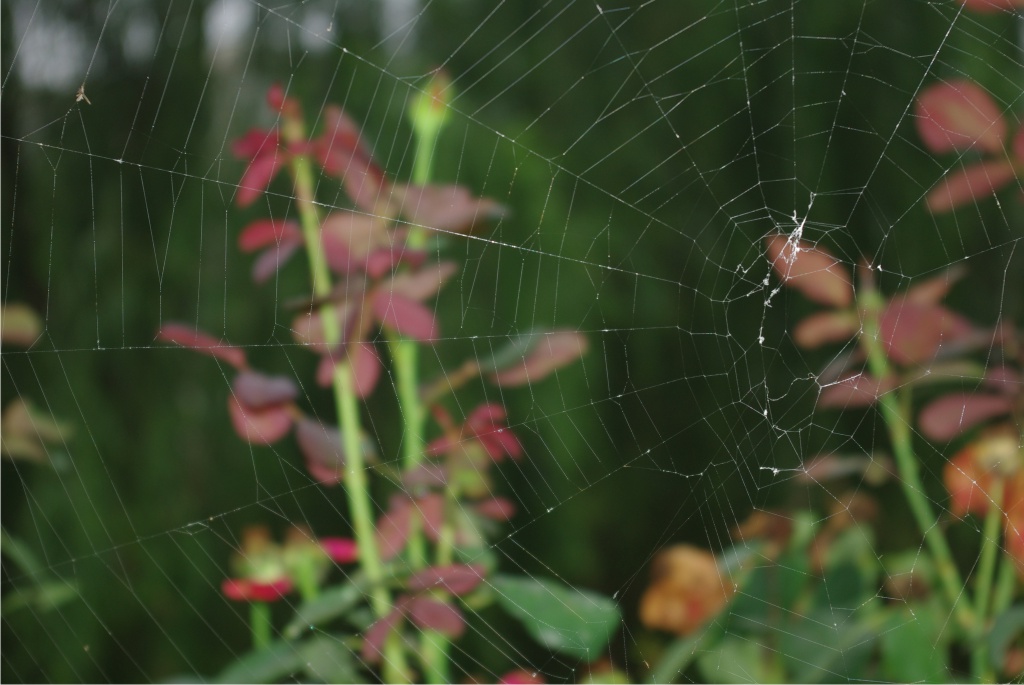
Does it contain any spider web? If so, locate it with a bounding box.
[3,0,1023,682]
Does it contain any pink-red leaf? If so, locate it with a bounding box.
[918,393,1014,441]
[376,497,413,561]
[157,323,247,369]
[295,418,345,485]
[232,128,279,159]
[385,262,459,302]
[904,265,966,306]
[490,331,588,387]
[926,160,1017,213]
[372,291,439,341]
[915,79,1007,154]
[251,240,302,284]
[237,151,287,208]
[321,537,358,564]
[407,564,486,596]
[221,578,292,602]
[233,371,299,409]
[228,396,293,445]
[238,219,301,252]
[416,493,446,543]
[818,374,895,409]
[361,607,404,664]
[765,235,854,308]
[792,310,860,349]
[392,183,507,233]
[406,597,466,637]
[880,299,974,365]
[475,497,518,521]
[321,211,391,272]
[351,342,382,398]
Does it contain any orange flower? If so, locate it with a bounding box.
[639,545,733,635]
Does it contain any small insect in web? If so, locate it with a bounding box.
[75,84,91,105]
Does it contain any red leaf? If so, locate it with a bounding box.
[918,393,1014,441]
[392,183,506,233]
[315,342,381,397]
[321,211,391,272]
[407,564,486,596]
[238,219,301,252]
[237,151,287,208]
[361,607,405,664]
[376,497,413,561]
[416,493,446,543]
[792,310,860,349]
[372,291,439,340]
[221,577,292,602]
[903,265,966,306]
[295,418,345,485]
[251,240,301,284]
[351,342,382,398]
[406,597,466,638]
[157,323,247,369]
[490,330,588,387]
[233,371,299,409]
[915,79,1007,154]
[880,297,974,366]
[501,670,545,684]
[818,374,895,409]
[228,396,293,444]
[364,247,427,279]
[475,497,518,521]
[232,128,279,159]
[316,106,388,213]
[765,235,853,308]
[320,537,358,564]
[384,262,459,302]
[402,463,449,490]
[926,160,1017,213]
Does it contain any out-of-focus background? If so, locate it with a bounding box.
[2,0,1021,681]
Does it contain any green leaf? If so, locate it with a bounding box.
[215,640,304,683]
[989,605,1024,672]
[284,577,367,639]
[698,636,784,683]
[880,604,951,682]
[781,606,886,683]
[300,634,361,683]
[492,574,619,659]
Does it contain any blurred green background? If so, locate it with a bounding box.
[2,0,1021,681]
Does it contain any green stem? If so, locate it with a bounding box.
[991,549,1018,618]
[859,286,978,635]
[250,602,272,651]
[394,81,453,681]
[975,479,1005,621]
[282,114,411,682]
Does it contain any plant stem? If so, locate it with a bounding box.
[282,115,411,682]
[395,81,453,682]
[991,548,1017,617]
[858,286,978,635]
[975,479,1005,621]
[250,602,271,651]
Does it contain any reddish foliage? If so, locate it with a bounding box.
[765,235,853,308]
[919,392,1015,442]
[221,577,293,602]
[227,395,293,445]
[915,79,1007,154]
[926,160,1018,213]
[295,418,345,485]
[157,323,248,369]
[490,330,589,387]
[407,564,486,596]
[320,537,359,564]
